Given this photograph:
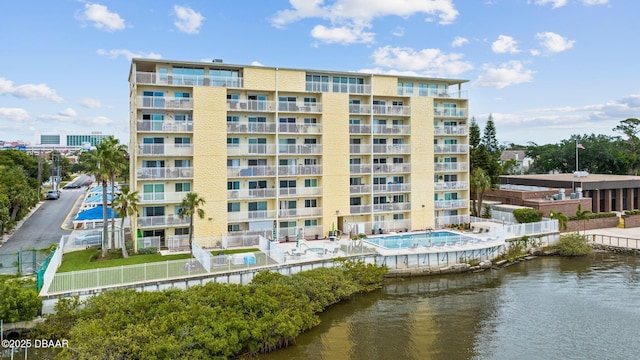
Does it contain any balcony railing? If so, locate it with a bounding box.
[349,104,371,114]
[434,200,468,209]
[349,144,371,154]
[228,188,276,199]
[372,163,411,173]
[278,207,323,218]
[350,185,371,194]
[397,88,468,99]
[372,125,411,135]
[350,204,372,214]
[138,191,190,204]
[434,144,467,154]
[278,165,322,176]
[372,183,411,193]
[372,105,410,116]
[138,96,193,110]
[434,126,467,136]
[278,102,323,113]
[227,100,275,112]
[435,181,468,191]
[278,187,322,197]
[349,124,371,134]
[373,202,411,212]
[433,107,467,117]
[136,167,193,180]
[305,81,371,95]
[434,162,468,172]
[226,144,277,155]
[134,71,244,88]
[227,166,277,177]
[227,210,276,222]
[138,144,193,156]
[278,123,322,134]
[137,214,189,228]
[137,120,193,133]
[372,144,410,154]
[227,122,276,133]
[278,144,322,155]
[350,164,372,174]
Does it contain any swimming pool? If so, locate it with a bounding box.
[364,230,476,249]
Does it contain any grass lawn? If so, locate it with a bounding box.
[58,249,192,273]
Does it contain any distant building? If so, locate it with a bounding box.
[30,131,114,153]
[499,150,532,174]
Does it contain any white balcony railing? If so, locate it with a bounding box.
[349,144,371,154]
[435,181,468,191]
[434,162,468,172]
[278,144,322,155]
[397,88,468,99]
[227,210,276,222]
[434,126,467,136]
[373,202,411,212]
[434,200,468,209]
[137,120,193,133]
[136,167,193,180]
[277,123,323,134]
[349,104,371,114]
[137,215,189,228]
[228,188,276,199]
[134,71,244,88]
[372,183,411,193]
[278,207,323,218]
[277,165,322,176]
[372,163,411,173]
[434,107,468,117]
[350,164,372,174]
[350,204,372,214]
[372,144,410,154]
[372,105,411,116]
[227,166,277,177]
[434,144,468,154]
[138,144,193,156]
[227,100,275,112]
[226,122,277,133]
[278,187,322,197]
[137,96,193,110]
[226,144,277,156]
[278,102,323,113]
[305,81,371,94]
[349,124,371,134]
[138,191,190,204]
[349,185,371,194]
[372,125,411,135]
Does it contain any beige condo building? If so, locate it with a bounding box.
[128,59,469,248]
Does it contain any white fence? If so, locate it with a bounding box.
[39,236,66,295]
[192,243,212,273]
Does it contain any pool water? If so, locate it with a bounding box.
[364,231,476,249]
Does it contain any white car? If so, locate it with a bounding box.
[45,190,60,200]
[74,231,103,247]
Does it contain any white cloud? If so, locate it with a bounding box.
[97,49,162,60]
[272,0,459,44]
[39,108,77,122]
[492,35,520,54]
[392,26,405,37]
[310,24,375,44]
[532,0,568,9]
[250,61,265,66]
[451,36,468,47]
[582,0,608,5]
[0,77,63,103]
[173,5,205,34]
[0,108,30,122]
[77,3,125,31]
[371,45,473,76]
[81,98,104,109]
[536,32,575,53]
[86,116,113,125]
[474,61,534,88]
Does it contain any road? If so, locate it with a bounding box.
[0,175,91,254]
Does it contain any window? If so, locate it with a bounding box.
[392,157,404,163]
[350,158,362,164]
[280,221,296,228]
[174,92,190,98]
[248,138,267,153]
[303,97,317,105]
[304,179,317,187]
[304,118,317,124]
[228,224,240,232]
[248,116,267,123]
[228,202,240,212]
[350,197,362,205]
[350,177,362,185]
[306,74,329,92]
[143,206,164,217]
[373,138,387,145]
[305,199,317,208]
[175,182,191,192]
[175,113,192,122]
[227,115,239,122]
[392,138,404,145]
[373,177,387,185]
[248,181,267,189]
[392,195,404,203]
[279,96,296,102]
[304,219,318,227]
[392,176,404,183]
[174,159,191,167]
[304,158,317,165]
[373,158,387,164]
[142,184,164,201]
[175,137,191,145]
[349,118,361,125]
[393,214,404,220]
[227,93,239,101]
[279,117,296,123]
[373,196,387,204]
[227,138,239,147]
[280,180,296,188]
[175,228,189,235]
[142,160,164,168]
[392,100,403,106]
[227,181,240,190]
[304,138,316,144]
[227,159,240,167]
[248,159,267,166]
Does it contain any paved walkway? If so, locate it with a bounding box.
[583,227,640,250]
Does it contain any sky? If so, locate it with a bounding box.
[1,0,638,147]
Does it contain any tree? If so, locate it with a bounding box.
[549,210,569,231]
[101,137,129,250]
[613,118,640,174]
[470,167,491,217]
[556,233,593,256]
[81,142,112,258]
[178,192,206,253]
[574,203,591,235]
[469,116,482,171]
[113,187,139,258]
[480,114,503,184]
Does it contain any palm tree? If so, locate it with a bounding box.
[549,210,569,232]
[82,142,111,258]
[178,192,206,254]
[470,167,492,217]
[113,187,139,258]
[101,137,128,250]
[574,203,592,235]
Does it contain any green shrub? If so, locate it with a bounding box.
[137,247,158,255]
[0,279,41,322]
[513,208,543,223]
[555,233,593,256]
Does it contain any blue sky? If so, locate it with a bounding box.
[1,0,637,146]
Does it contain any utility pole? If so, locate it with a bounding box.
[37,150,42,196]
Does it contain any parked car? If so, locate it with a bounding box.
[45,190,60,200]
[63,183,80,189]
[74,231,103,247]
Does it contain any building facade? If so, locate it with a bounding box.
[128,59,470,247]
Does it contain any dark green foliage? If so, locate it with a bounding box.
[555,233,593,256]
[0,278,42,322]
[36,261,388,359]
[513,208,543,223]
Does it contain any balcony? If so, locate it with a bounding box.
[397,88,468,99]
[434,126,467,136]
[434,200,468,209]
[373,202,411,212]
[136,167,193,180]
[138,144,193,156]
[278,102,323,113]
[434,162,468,172]
[138,191,190,205]
[433,107,467,118]
[372,105,410,116]
[278,207,323,218]
[349,185,371,194]
[227,210,276,222]
[227,122,276,133]
[227,166,277,177]
[278,144,322,155]
[134,71,244,88]
[278,165,322,176]
[372,144,410,154]
[228,188,276,199]
[349,104,371,114]
[434,144,468,154]
[350,164,372,174]
[137,120,193,133]
[226,144,276,156]
[138,96,193,110]
[349,124,371,134]
[306,81,371,94]
[349,144,371,154]
[372,163,411,174]
[435,181,468,191]
[227,100,275,112]
[137,214,189,228]
[372,125,411,135]
[350,204,372,214]
[278,187,322,197]
[372,183,411,193]
[278,123,322,134]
